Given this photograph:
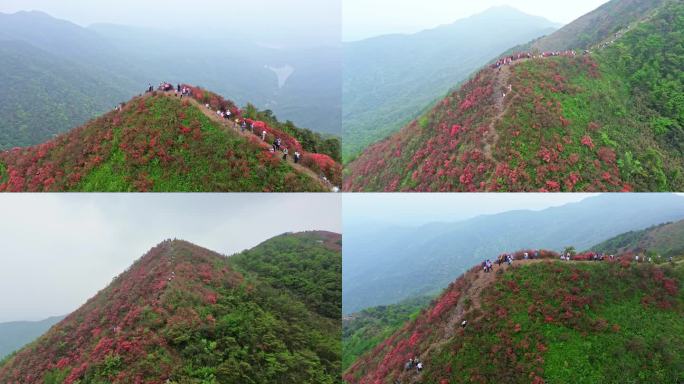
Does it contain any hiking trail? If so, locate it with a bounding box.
[156,92,333,190]
[397,258,550,384]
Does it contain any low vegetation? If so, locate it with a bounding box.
[345,251,683,383]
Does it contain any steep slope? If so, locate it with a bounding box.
[0,40,137,150]
[344,253,684,383]
[0,237,341,383]
[343,193,684,314]
[530,0,669,51]
[0,316,65,360]
[344,0,683,192]
[343,6,558,161]
[0,86,340,192]
[593,219,684,260]
[228,231,342,319]
[342,296,432,371]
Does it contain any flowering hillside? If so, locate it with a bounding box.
[344,1,684,192]
[0,236,341,383]
[344,251,684,383]
[0,89,332,192]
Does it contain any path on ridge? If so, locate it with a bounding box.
[157,92,333,190]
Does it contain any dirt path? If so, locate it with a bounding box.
[400,258,553,384]
[159,92,334,190]
[482,59,529,161]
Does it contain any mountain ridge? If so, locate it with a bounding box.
[0,85,341,192]
[343,194,684,314]
[0,232,342,383]
[344,252,683,383]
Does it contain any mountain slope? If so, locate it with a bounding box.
[343,6,558,161]
[0,236,341,383]
[0,40,138,150]
[343,194,684,314]
[0,316,65,360]
[342,296,432,371]
[593,219,684,259]
[530,0,670,51]
[0,87,339,192]
[228,231,342,319]
[344,256,684,383]
[344,0,683,192]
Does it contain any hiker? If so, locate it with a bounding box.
[524,252,529,260]
[275,138,282,150]
[283,148,289,161]
[635,255,639,263]
[294,151,301,164]
[249,122,255,133]
[261,130,267,141]
[177,84,181,93]
[461,319,468,328]
[416,362,423,373]
[404,360,412,371]
[272,143,277,152]
[241,121,247,132]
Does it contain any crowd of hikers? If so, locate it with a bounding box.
[479,249,675,270]
[144,82,338,190]
[490,50,579,70]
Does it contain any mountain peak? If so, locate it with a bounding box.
[0,234,341,383]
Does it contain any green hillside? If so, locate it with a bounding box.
[344,0,684,192]
[228,231,342,319]
[593,219,684,260]
[0,40,136,150]
[342,296,432,371]
[345,257,684,383]
[0,234,341,383]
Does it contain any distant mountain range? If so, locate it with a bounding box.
[342,6,559,161]
[343,193,684,314]
[0,11,339,151]
[0,316,65,360]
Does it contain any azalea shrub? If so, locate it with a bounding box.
[300,153,343,186]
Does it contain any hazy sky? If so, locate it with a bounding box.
[0,194,340,322]
[344,193,598,227]
[0,0,341,47]
[343,0,610,41]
